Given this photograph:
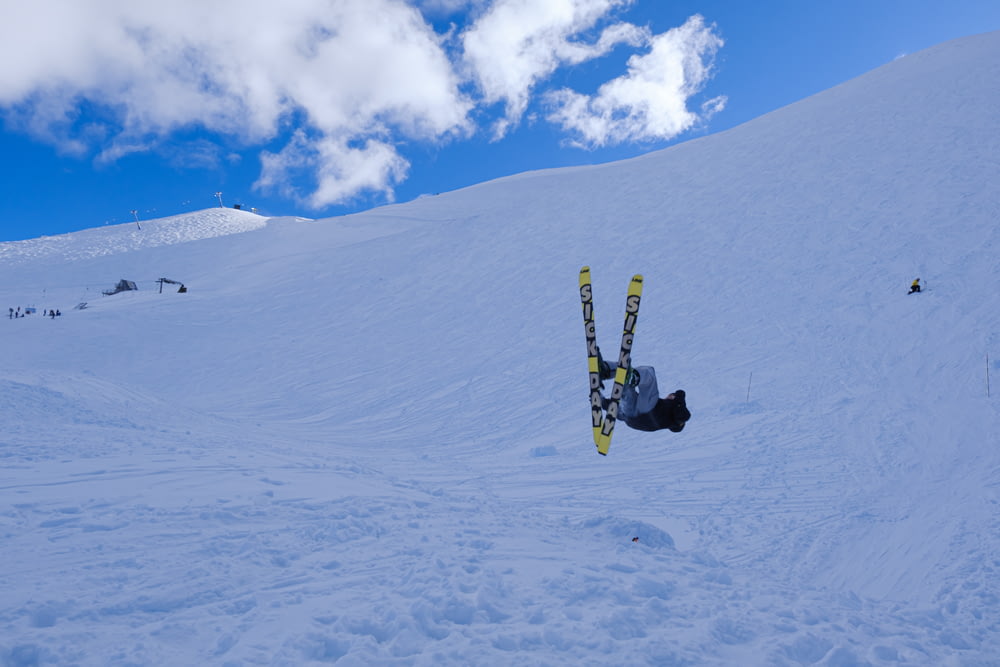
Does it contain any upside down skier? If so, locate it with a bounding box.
[598,350,690,433]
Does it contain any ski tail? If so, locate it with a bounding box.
[579,266,603,445]
[596,274,643,456]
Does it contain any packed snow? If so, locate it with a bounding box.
[2,31,1000,666]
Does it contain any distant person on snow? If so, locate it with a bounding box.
[597,349,690,433]
[909,278,921,294]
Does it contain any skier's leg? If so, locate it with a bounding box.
[619,383,639,419]
[613,364,654,420]
[631,366,660,414]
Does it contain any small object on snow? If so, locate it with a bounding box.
[103,279,137,296]
[157,278,187,294]
[632,536,639,543]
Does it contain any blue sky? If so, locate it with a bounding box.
[1,0,998,242]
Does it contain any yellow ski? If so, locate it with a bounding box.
[579,267,603,446]
[596,274,643,455]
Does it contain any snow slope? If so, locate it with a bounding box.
[2,30,1000,665]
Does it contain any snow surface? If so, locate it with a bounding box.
[2,30,1000,666]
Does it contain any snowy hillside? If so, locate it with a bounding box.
[2,31,1000,665]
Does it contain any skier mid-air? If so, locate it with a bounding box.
[579,267,689,454]
[598,350,690,433]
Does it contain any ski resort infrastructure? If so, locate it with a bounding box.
[1,30,999,665]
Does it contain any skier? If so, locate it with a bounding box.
[909,278,921,294]
[598,351,690,433]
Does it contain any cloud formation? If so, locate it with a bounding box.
[545,15,726,146]
[0,0,724,209]
[461,0,647,138]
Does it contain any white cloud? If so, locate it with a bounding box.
[257,130,409,208]
[0,1,727,208]
[0,0,472,208]
[461,0,647,138]
[545,14,726,147]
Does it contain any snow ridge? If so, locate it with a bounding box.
[0,208,267,266]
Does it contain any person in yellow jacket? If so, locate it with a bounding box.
[908,278,921,294]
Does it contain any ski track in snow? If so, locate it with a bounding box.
[3,31,1000,665]
[3,398,992,666]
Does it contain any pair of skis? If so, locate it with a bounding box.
[579,266,643,456]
